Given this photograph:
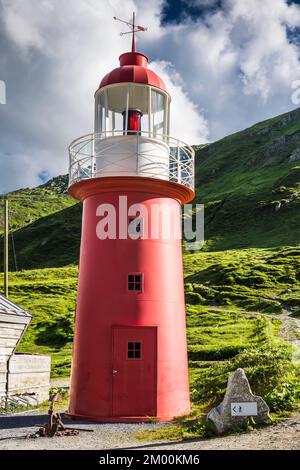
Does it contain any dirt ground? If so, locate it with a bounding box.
[0,411,300,450]
[135,413,300,450]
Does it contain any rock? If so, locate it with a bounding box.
[206,368,271,435]
[275,202,281,211]
[263,136,286,158]
[256,125,272,136]
[288,147,300,163]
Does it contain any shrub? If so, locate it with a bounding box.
[191,346,293,404]
[35,312,74,346]
[265,383,300,412]
[188,344,245,361]
[185,283,194,293]
[185,292,206,305]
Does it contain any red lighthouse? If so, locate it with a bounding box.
[67,16,195,422]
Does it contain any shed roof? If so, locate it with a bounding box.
[0,294,32,324]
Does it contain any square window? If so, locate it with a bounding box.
[127,274,143,292]
[127,342,142,359]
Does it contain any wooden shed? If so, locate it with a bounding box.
[0,294,50,407]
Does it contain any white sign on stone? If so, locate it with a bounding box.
[231,402,258,417]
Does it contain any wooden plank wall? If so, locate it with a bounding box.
[0,360,7,399]
[0,322,25,358]
[0,322,26,399]
[7,354,51,404]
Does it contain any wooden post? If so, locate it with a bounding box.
[3,197,8,297]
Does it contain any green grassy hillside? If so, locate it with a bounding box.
[1,108,300,268]
[4,246,297,378]
[0,108,300,417]
[196,107,300,250]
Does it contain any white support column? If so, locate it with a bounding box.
[125,87,129,135]
[104,89,108,135]
[148,87,152,138]
[112,112,115,137]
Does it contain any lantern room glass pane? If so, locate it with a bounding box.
[151,90,165,137]
[95,85,170,138]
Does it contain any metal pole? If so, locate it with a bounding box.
[3,197,8,297]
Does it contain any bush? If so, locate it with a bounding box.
[185,283,194,293]
[49,387,69,400]
[192,284,217,300]
[265,383,300,412]
[185,292,206,305]
[36,312,74,346]
[191,345,293,404]
[188,344,245,361]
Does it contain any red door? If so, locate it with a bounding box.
[112,326,157,417]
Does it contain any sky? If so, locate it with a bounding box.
[0,0,300,192]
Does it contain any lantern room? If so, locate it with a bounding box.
[95,51,170,137]
[95,82,170,138]
[90,51,172,180]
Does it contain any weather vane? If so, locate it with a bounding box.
[113,12,147,53]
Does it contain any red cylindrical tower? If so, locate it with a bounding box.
[67,45,195,422]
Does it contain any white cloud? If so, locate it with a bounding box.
[150,0,300,136]
[150,60,209,143]
[0,0,207,192]
[0,0,300,192]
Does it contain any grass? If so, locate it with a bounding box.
[0,108,300,436]
[1,109,300,270]
[3,266,78,376]
[0,246,298,380]
[184,247,300,317]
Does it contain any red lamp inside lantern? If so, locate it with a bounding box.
[123,109,142,134]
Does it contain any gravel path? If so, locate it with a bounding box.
[0,411,164,450]
[50,377,70,389]
[1,411,300,450]
[132,413,300,450]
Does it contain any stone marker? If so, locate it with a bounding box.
[206,368,271,435]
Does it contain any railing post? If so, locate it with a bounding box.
[177,141,181,185]
[92,134,95,178]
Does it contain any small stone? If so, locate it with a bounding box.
[206,368,271,435]
[288,147,300,163]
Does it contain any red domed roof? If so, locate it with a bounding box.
[98,51,167,93]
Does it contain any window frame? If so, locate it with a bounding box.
[127,273,143,293]
[127,341,142,360]
[94,83,170,138]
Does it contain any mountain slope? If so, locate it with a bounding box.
[1,107,300,270]
[0,109,299,408]
[0,175,74,234]
[195,107,300,250]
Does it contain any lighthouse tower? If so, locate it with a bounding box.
[67,16,195,422]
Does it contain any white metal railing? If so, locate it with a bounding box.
[68,131,194,191]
